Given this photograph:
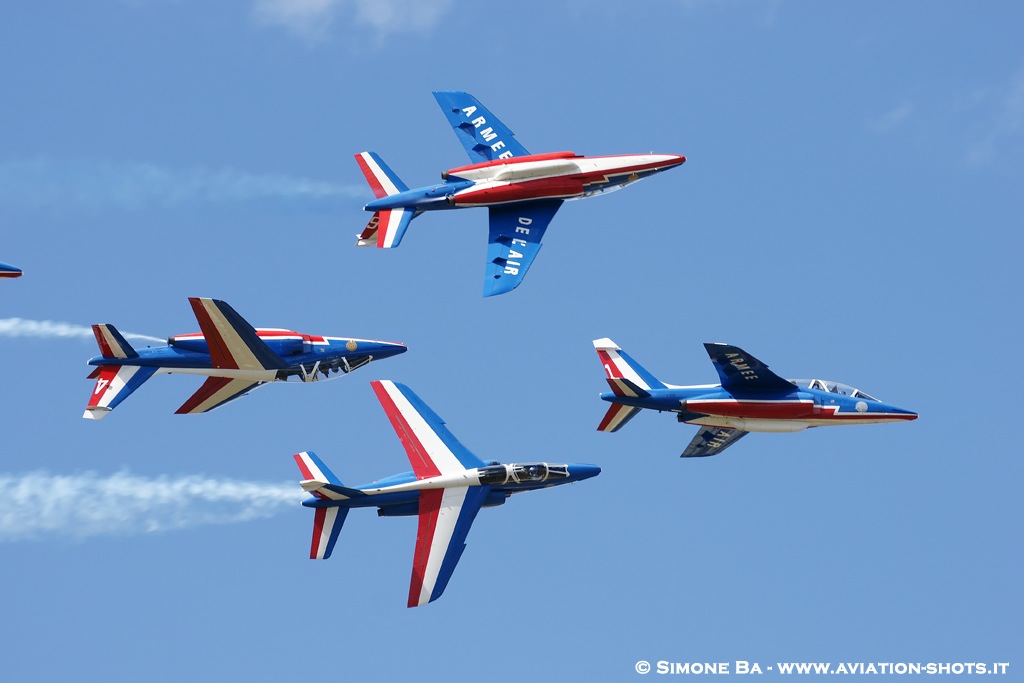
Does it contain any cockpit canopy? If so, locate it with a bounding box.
[477,463,570,486]
[790,378,879,402]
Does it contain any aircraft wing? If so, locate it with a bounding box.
[681,426,749,457]
[188,297,286,371]
[175,377,265,414]
[408,484,490,607]
[371,380,486,477]
[704,343,796,393]
[433,91,530,163]
[484,200,562,297]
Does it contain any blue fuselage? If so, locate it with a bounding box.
[87,331,407,380]
[302,463,602,515]
[602,383,917,430]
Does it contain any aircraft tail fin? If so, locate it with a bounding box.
[355,152,409,198]
[593,338,665,398]
[356,208,415,249]
[353,152,415,248]
[92,324,138,360]
[83,365,158,420]
[294,451,355,560]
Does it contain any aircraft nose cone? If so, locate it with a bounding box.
[568,464,602,482]
[890,405,918,420]
[0,262,22,278]
[370,342,408,359]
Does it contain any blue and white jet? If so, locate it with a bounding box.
[354,91,685,297]
[294,380,601,607]
[84,298,406,419]
[594,338,917,457]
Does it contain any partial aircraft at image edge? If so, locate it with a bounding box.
[593,338,917,457]
[83,298,407,419]
[294,380,601,607]
[354,91,686,297]
[0,261,22,278]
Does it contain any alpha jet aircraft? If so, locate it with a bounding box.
[354,91,685,297]
[83,298,406,419]
[593,338,917,457]
[0,261,22,278]
[294,380,601,607]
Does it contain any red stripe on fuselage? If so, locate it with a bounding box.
[452,177,583,206]
[370,381,442,480]
[408,488,443,608]
[686,400,817,420]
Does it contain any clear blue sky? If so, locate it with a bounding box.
[1,2,1020,680]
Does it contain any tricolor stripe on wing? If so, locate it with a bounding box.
[371,380,477,478]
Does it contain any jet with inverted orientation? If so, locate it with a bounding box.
[83,298,406,419]
[294,380,601,607]
[354,91,685,297]
[594,338,917,457]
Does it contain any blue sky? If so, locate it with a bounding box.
[1,1,1021,680]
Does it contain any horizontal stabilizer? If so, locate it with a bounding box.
[681,426,749,457]
[597,403,642,432]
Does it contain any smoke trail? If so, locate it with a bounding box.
[0,319,163,343]
[0,471,304,541]
[0,157,363,210]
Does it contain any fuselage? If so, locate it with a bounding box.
[364,151,685,212]
[87,328,407,381]
[302,461,601,514]
[602,381,917,433]
[0,261,22,278]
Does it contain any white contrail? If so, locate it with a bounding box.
[0,471,305,541]
[0,157,363,210]
[0,319,163,343]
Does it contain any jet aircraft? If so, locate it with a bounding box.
[0,261,22,278]
[83,298,406,419]
[354,91,686,297]
[294,380,601,607]
[593,338,917,457]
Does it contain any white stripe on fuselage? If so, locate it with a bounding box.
[451,154,679,183]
